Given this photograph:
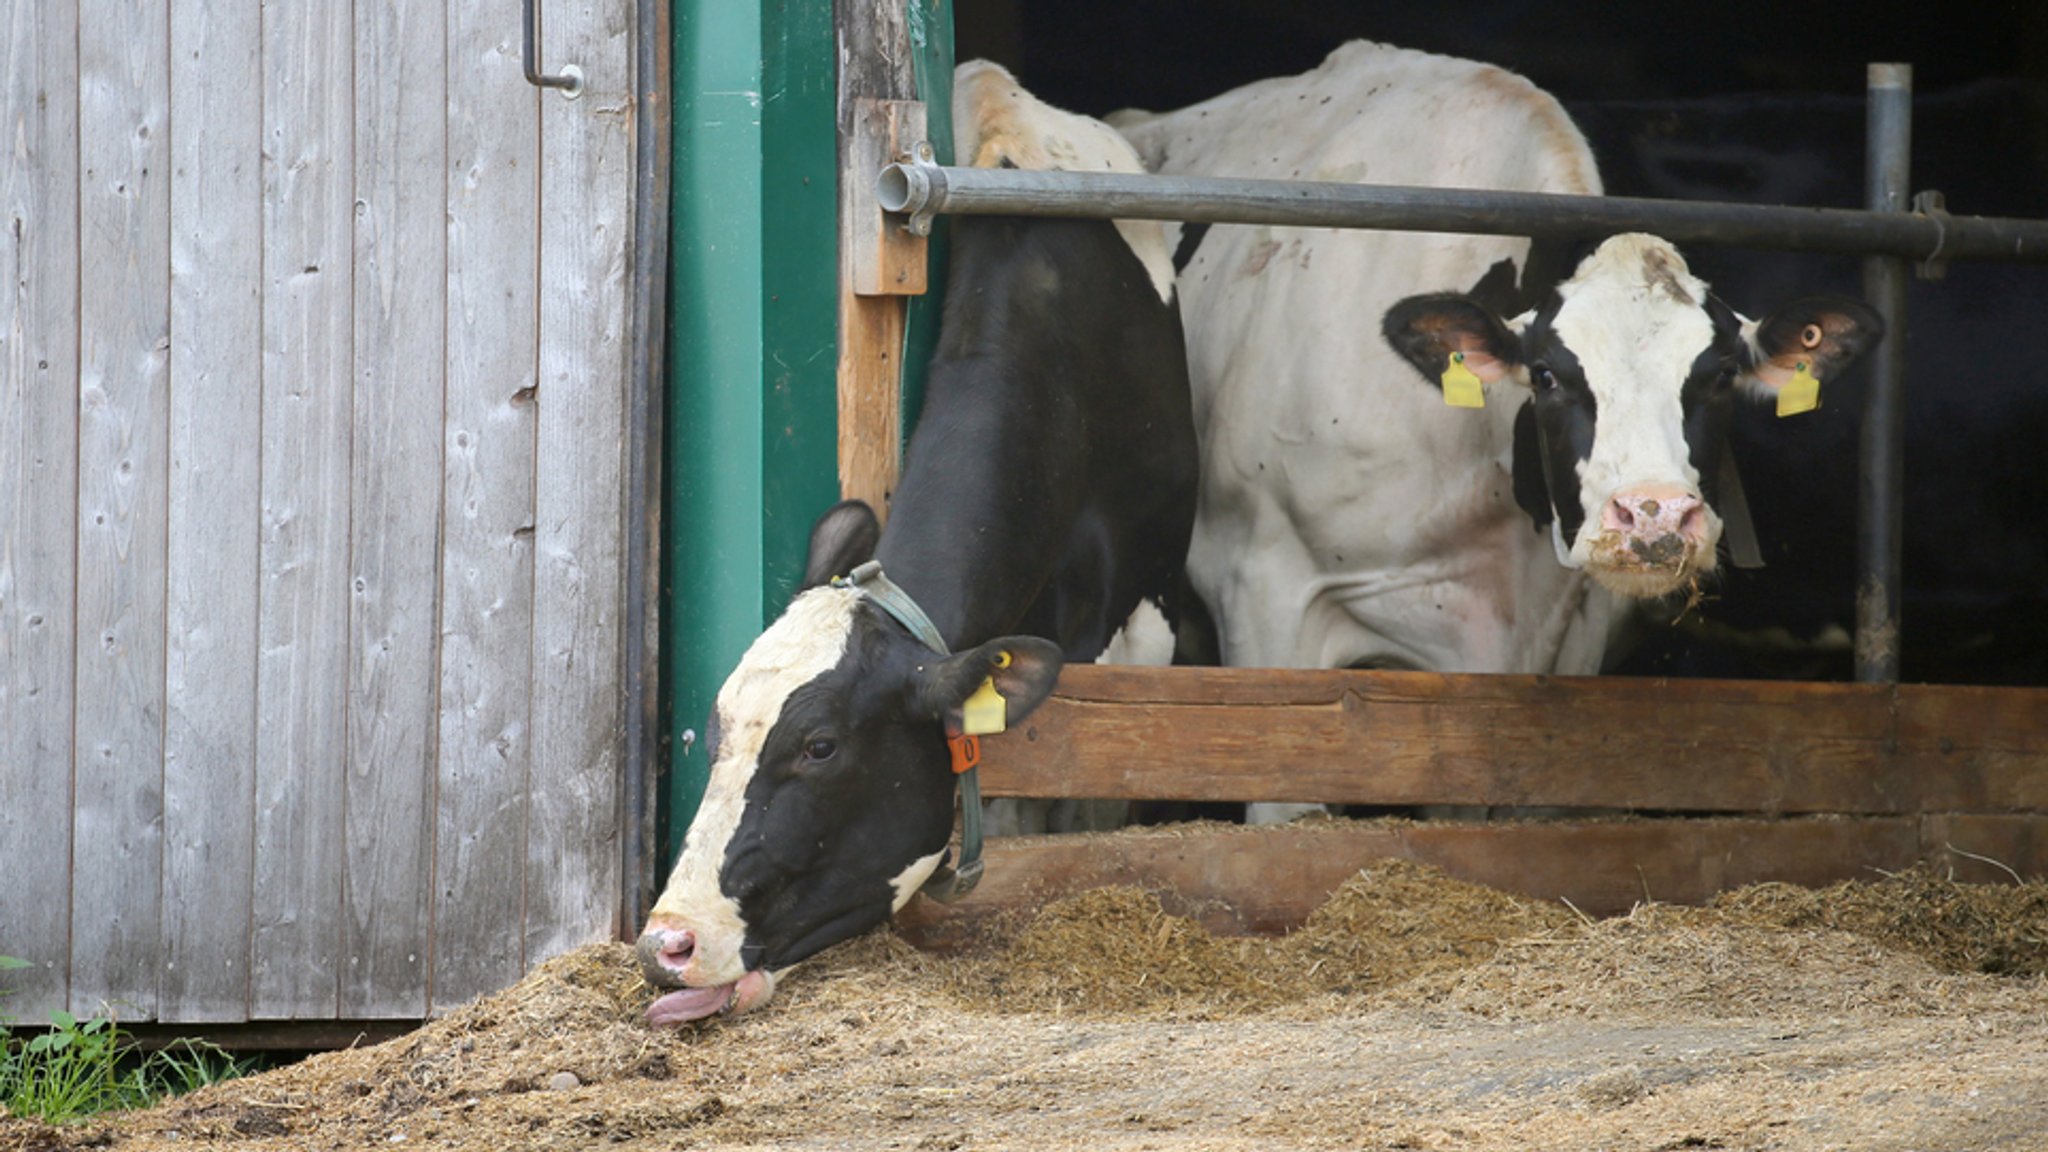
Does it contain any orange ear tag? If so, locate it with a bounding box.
[1776,361,1821,417]
[1441,352,1485,409]
[961,676,1007,736]
[947,733,981,774]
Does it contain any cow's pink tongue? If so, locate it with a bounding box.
[645,984,735,1026]
[644,970,777,1027]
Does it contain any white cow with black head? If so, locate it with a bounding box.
[1116,42,1881,690]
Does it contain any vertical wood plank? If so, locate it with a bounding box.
[342,0,448,1018]
[160,0,262,1024]
[836,295,904,513]
[433,0,541,1012]
[845,100,927,296]
[251,0,355,1020]
[0,0,81,1021]
[71,0,172,1022]
[834,0,919,514]
[527,0,631,964]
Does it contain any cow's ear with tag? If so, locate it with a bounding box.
[801,499,881,590]
[918,637,1063,737]
[1736,296,1885,409]
[1382,293,1525,401]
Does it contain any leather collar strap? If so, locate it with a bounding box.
[838,560,947,653]
[833,560,985,902]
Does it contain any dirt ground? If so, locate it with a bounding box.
[7,857,2048,1152]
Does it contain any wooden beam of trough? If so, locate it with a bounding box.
[1896,684,2048,810]
[974,666,2048,815]
[893,816,1949,949]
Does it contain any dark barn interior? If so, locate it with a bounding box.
[955,1,2048,112]
[951,1,2048,685]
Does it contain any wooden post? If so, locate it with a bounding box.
[848,100,929,297]
[835,0,929,517]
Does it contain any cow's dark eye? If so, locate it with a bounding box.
[803,737,838,762]
[1532,366,1557,391]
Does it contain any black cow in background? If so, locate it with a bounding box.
[1572,80,2048,685]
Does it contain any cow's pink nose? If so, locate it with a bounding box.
[635,923,697,987]
[1602,486,1708,546]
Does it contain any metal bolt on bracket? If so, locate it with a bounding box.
[877,142,943,237]
[1913,189,1951,280]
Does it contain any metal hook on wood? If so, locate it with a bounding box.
[523,0,584,98]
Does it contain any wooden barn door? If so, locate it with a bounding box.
[0,0,636,1025]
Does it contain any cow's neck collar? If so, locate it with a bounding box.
[838,560,947,652]
[832,560,986,902]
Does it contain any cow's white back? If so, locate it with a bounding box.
[954,60,1176,304]
[1117,42,1619,674]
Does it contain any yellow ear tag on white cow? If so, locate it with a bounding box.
[962,676,1008,736]
[1441,352,1485,409]
[1776,361,1821,418]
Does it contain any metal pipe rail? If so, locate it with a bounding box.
[878,63,2048,688]
[1858,64,1912,682]
[877,162,2048,266]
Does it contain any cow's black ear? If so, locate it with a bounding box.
[918,637,1063,733]
[802,499,881,590]
[1382,293,1523,390]
[1740,296,1885,395]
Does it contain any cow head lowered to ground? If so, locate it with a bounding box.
[634,517,1065,1025]
[634,60,1196,1024]
[1384,233,1882,599]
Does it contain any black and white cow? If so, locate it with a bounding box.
[1381,232,1880,599]
[635,61,1196,1023]
[1569,80,2048,685]
[1113,42,1882,700]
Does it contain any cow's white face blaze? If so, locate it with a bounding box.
[1385,233,1883,600]
[643,586,863,998]
[1542,236,1723,595]
[637,579,1064,1025]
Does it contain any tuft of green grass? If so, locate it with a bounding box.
[1,955,255,1124]
[6,1010,137,1121]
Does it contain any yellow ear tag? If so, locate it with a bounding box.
[961,676,1007,736]
[1440,352,1485,409]
[1776,361,1821,418]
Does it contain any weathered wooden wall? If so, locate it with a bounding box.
[0,0,635,1025]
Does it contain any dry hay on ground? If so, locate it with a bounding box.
[7,860,2048,1151]
[945,861,1579,1016]
[1712,867,2048,976]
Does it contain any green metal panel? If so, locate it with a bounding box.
[661,0,840,864]
[660,0,955,868]
[759,0,841,611]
